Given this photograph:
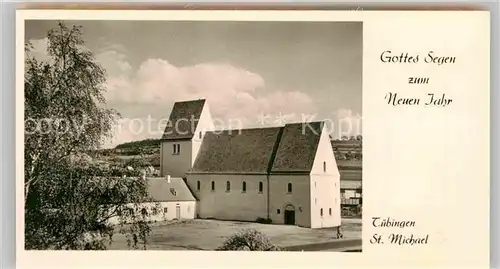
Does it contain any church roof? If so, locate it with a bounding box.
[189,121,325,174]
[161,99,205,140]
[147,177,196,202]
[190,127,283,174]
[271,122,324,173]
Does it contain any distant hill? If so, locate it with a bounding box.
[115,138,162,150]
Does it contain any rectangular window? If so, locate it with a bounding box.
[164,207,168,213]
[277,209,281,214]
[173,144,181,154]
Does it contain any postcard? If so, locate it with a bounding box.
[16,9,490,269]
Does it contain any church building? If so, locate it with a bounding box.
[159,99,341,229]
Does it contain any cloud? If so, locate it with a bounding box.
[26,39,360,148]
[100,57,319,147]
[95,43,132,76]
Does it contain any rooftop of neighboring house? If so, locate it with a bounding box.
[146,177,197,202]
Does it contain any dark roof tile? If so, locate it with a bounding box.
[271,122,324,172]
[190,127,283,173]
[161,99,205,140]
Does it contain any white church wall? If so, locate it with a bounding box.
[160,140,193,178]
[309,124,342,228]
[186,174,268,221]
[268,174,311,228]
[310,174,341,228]
[191,102,215,166]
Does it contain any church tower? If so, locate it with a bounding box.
[159,99,214,178]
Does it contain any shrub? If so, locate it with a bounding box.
[216,229,281,251]
[256,217,273,224]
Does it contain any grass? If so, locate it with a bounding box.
[107,218,361,250]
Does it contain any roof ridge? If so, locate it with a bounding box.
[205,121,326,134]
[206,126,283,134]
[172,99,206,104]
[283,120,326,126]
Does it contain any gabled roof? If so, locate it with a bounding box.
[161,99,206,140]
[190,127,283,174]
[147,177,196,202]
[271,122,324,173]
[189,121,326,175]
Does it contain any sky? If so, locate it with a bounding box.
[25,20,362,148]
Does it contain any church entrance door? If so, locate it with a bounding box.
[284,204,295,225]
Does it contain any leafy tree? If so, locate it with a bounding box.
[216,229,281,251]
[24,21,156,250]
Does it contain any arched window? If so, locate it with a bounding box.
[329,208,332,216]
[197,180,201,191]
[320,208,323,217]
[287,183,292,193]
[259,182,263,193]
[226,181,231,192]
[211,181,215,191]
[323,161,327,172]
[199,131,202,139]
[242,181,247,192]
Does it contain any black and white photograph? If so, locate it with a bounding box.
[23,19,362,252]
